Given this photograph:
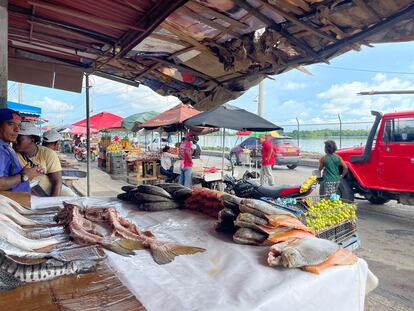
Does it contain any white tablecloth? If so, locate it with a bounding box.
[32,197,369,311]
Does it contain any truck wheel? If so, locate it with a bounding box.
[365,192,390,205]
[337,179,354,202]
[287,165,297,170]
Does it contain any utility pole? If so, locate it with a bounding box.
[0,0,8,108]
[258,81,264,117]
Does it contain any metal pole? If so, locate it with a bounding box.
[258,81,264,117]
[0,0,8,108]
[338,114,342,148]
[296,117,300,147]
[221,128,226,178]
[85,74,91,197]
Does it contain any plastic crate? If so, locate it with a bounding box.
[315,220,357,244]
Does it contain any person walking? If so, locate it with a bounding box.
[0,109,43,192]
[178,133,193,188]
[319,140,348,196]
[260,134,275,186]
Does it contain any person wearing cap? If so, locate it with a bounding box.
[14,122,63,197]
[178,132,193,187]
[259,134,275,186]
[0,109,44,192]
[42,129,62,151]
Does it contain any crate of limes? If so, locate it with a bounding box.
[301,197,357,233]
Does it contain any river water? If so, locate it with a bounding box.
[197,136,368,153]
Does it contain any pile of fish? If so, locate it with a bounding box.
[117,183,192,211]
[184,188,226,218]
[0,195,105,291]
[56,202,205,265]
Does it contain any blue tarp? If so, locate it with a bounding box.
[7,101,41,116]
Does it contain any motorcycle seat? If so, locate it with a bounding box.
[256,184,302,198]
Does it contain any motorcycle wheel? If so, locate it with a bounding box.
[74,153,83,162]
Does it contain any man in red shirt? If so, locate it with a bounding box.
[260,134,275,186]
[178,132,193,187]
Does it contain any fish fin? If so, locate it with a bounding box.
[115,239,146,251]
[150,242,205,265]
[103,243,135,256]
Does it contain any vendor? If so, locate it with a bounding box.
[14,122,63,197]
[0,109,43,192]
[319,140,348,196]
[191,135,202,159]
[160,146,178,182]
[42,129,62,151]
[179,133,193,187]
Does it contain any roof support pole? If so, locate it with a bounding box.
[85,74,91,197]
[0,0,8,108]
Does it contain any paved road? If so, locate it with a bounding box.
[65,154,414,310]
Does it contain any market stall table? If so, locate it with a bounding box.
[32,197,371,311]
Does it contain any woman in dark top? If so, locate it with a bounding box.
[319,140,348,196]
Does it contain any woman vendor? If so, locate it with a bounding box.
[160,146,178,182]
[0,109,43,192]
[14,122,64,197]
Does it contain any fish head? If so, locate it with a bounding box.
[281,248,303,268]
[74,260,97,274]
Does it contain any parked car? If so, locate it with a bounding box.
[230,136,300,169]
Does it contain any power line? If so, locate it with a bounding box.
[315,65,414,75]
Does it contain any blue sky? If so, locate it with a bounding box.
[7,41,414,128]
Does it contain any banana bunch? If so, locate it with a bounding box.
[300,175,317,193]
[107,142,122,152]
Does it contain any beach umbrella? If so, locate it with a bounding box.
[122,111,159,131]
[73,112,123,130]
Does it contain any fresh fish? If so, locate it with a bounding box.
[155,183,190,194]
[265,214,314,234]
[266,229,314,244]
[0,214,64,238]
[121,185,136,192]
[240,199,294,218]
[0,250,97,289]
[0,222,69,251]
[233,228,268,245]
[267,237,340,268]
[218,208,237,223]
[134,192,176,203]
[0,203,39,225]
[0,269,23,292]
[302,248,358,274]
[171,188,193,201]
[137,201,180,211]
[234,213,269,229]
[0,195,59,215]
[117,192,131,202]
[221,194,242,212]
[137,185,173,199]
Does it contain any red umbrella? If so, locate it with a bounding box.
[236,131,251,136]
[73,112,123,130]
[138,103,200,129]
[69,126,98,135]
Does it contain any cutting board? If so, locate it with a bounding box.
[0,191,31,208]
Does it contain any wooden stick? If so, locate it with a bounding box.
[180,6,242,38]
[28,0,146,31]
[259,0,335,42]
[185,1,249,30]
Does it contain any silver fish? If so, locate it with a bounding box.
[0,250,97,290]
[0,222,69,251]
[137,184,173,199]
[0,215,64,239]
[240,199,294,218]
[233,228,267,245]
[0,203,39,225]
[267,237,340,268]
[0,195,59,215]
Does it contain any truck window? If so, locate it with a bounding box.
[383,118,414,143]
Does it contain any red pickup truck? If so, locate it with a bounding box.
[337,111,414,206]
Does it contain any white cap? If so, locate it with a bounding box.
[43,129,62,143]
[19,122,41,137]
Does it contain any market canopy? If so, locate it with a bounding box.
[69,125,98,135]
[121,111,159,131]
[184,104,282,131]
[73,112,123,130]
[7,101,41,116]
[138,103,200,130]
[6,1,414,108]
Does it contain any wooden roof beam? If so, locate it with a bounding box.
[185,1,249,30]
[233,0,329,64]
[258,0,336,42]
[27,0,146,31]
[352,0,382,22]
[180,6,242,39]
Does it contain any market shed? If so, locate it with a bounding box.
[3,0,414,109]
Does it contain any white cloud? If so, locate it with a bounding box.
[33,97,75,123]
[317,74,414,119]
[91,75,180,113]
[281,81,308,90]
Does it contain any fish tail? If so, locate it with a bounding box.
[149,242,205,265]
[115,239,146,251]
[103,243,135,256]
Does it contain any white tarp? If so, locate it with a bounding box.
[33,197,370,311]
